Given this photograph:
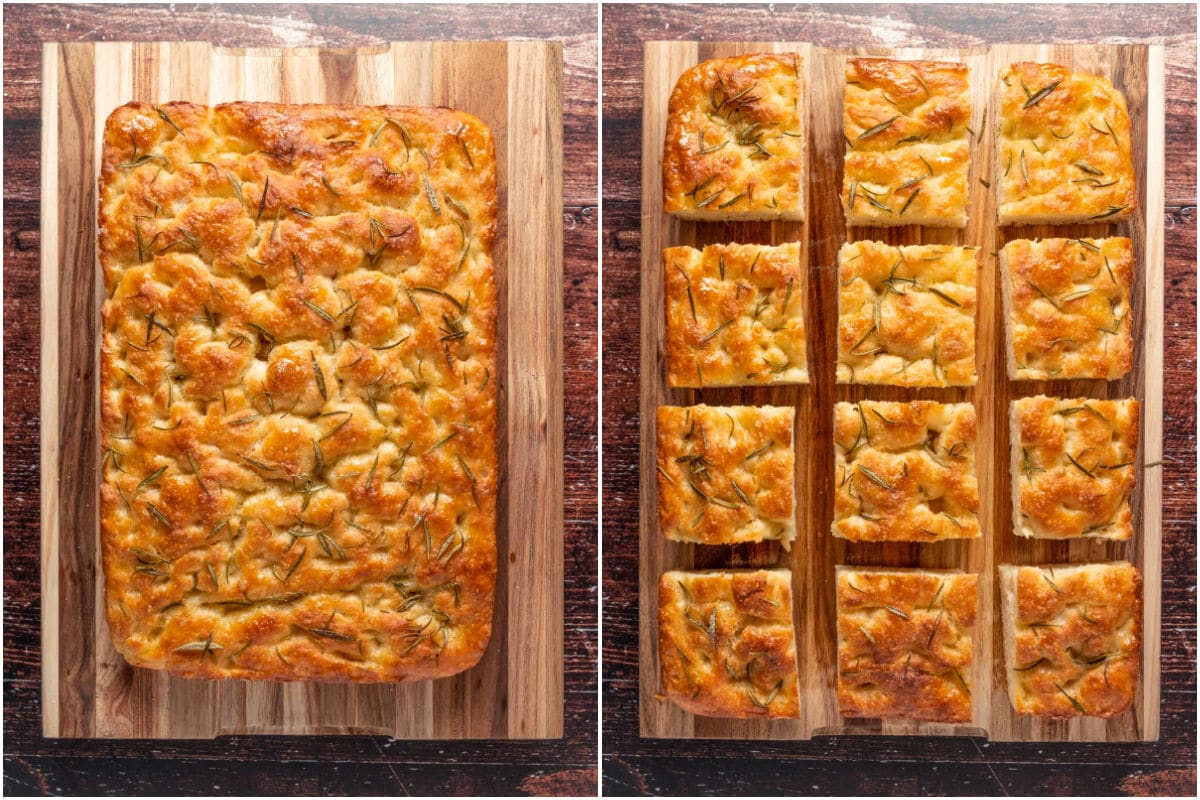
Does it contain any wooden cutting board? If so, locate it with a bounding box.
[639,41,1163,742]
[40,40,564,740]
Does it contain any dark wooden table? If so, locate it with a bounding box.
[601,4,1196,796]
[2,4,597,796]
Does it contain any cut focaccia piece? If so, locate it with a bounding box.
[843,58,972,227]
[659,569,800,719]
[996,62,1136,225]
[656,405,795,548]
[1010,395,1139,540]
[836,567,977,723]
[1000,562,1142,718]
[663,242,807,387]
[837,241,977,386]
[663,52,806,221]
[833,401,979,542]
[1001,237,1134,380]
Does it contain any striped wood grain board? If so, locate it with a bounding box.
[41,40,564,739]
[638,41,1163,742]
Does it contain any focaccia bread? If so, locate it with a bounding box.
[843,58,972,227]
[833,401,979,542]
[663,242,807,387]
[656,404,795,548]
[1000,563,1142,718]
[659,569,800,719]
[1001,237,1134,380]
[836,567,977,723]
[837,241,977,386]
[1011,395,1139,540]
[662,52,806,220]
[98,102,498,682]
[996,62,1136,225]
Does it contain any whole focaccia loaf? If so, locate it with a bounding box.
[98,102,498,682]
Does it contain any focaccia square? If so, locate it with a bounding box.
[663,242,807,387]
[836,567,977,723]
[1000,563,1142,718]
[663,52,806,221]
[1001,237,1134,380]
[659,569,800,719]
[656,405,795,548]
[99,102,498,682]
[833,401,979,542]
[1011,396,1140,540]
[837,241,977,386]
[996,62,1137,225]
[843,58,972,227]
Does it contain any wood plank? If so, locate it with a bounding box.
[638,42,1163,742]
[41,40,564,740]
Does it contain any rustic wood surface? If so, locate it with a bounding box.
[637,39,1164,744]
[604,3,1195,795]
[5,3,596,795]
[40,38,563,742]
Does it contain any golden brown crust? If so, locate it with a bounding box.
[659,569,800,719]
[1011,396,1139,541]
[663,242,807,387]
[1001,237,1134,380]
[98,101,498,682]
[656,405,795,548]
[836,568,976,723]
[1000,563,1141,718]
[662,53,806,220]
[833,401,979,542]
[836,241,977,386]
[996,62,1136,225]
[843,58,971,227]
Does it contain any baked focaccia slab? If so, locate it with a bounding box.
[837,241,978,387]
[659,569,800,719]
[99,102,498,682]
[1001,237,1134,381]
[996,62,1137,225]
[662,52,806,221]
[833,400,979,543]
[663,242,807,387]
[843,58,972,227]
[836,568,977,723]
[656,405,796,548]
[1011,395,1140,541]
[1000,563,1142,718]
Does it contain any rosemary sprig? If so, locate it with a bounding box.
[1025,280,1061,310]
[858,465,894,491]
[858,115,899,140]
[1054,683,1087,714]
[1089,205,1129,220]
[119,153,173,170]
[310,353,327,400]
[927,286,961,307]
[146,502,170,527]
[1065,451,1096,478]
[1023,79,1061,108]
[674,264,697,322]
[699,319,733,344]
[747,679,783,710]
[303,300,335,324]
[425,431,458,454]
[423,175,441,215]
[256,176,270,222]
[174,637,223,656]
